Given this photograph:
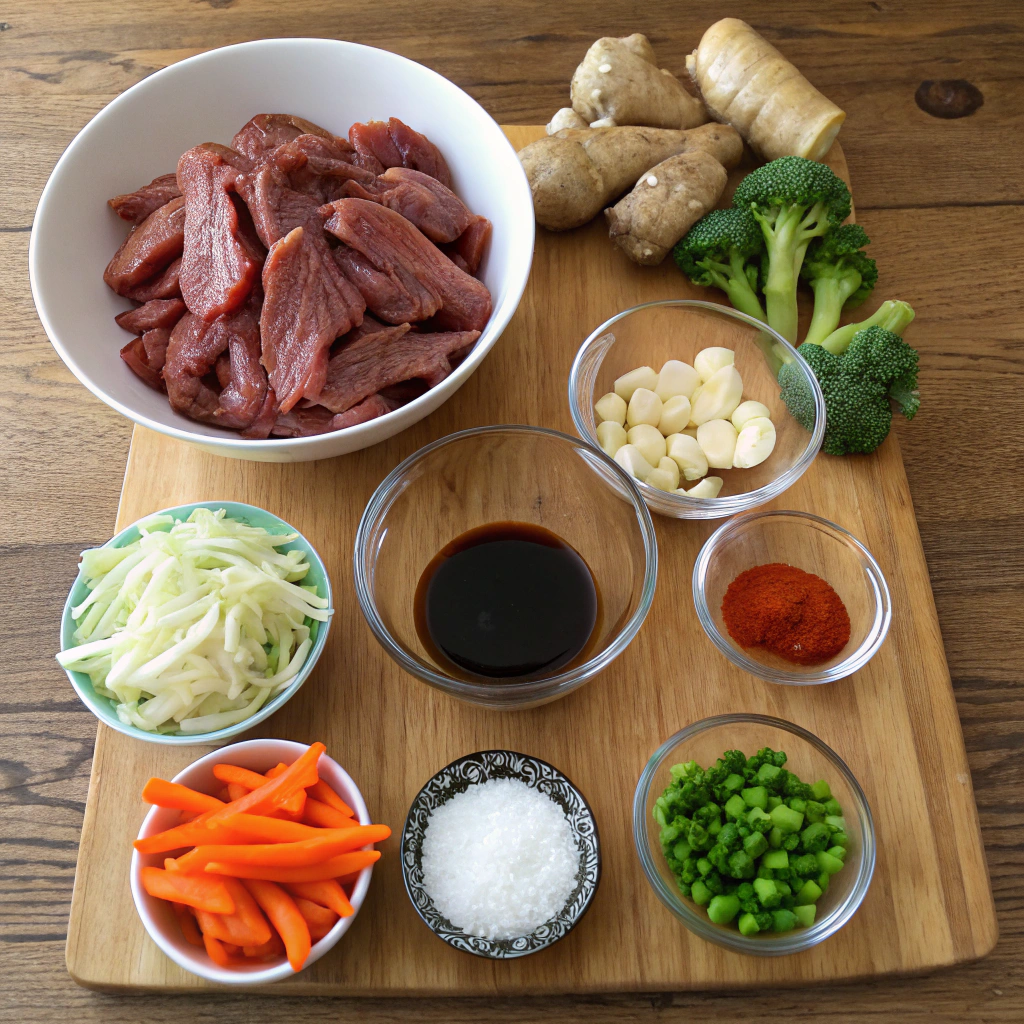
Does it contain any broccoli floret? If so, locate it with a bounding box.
[779,326,921,455]
[733,156,852,343]
[801,225,878,346]
[845,326,921,420]
[673,208,766,321]
[716,822,742,852]
[821,298,916,355]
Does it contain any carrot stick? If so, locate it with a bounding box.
[134,820,247,855]
[203,743,324,825]
[302,798,358,830]
[141,866,235,914]
[308,779,354,818]
[262,763,306,814]
[212,764,268,789]
[242,879,311,972]
[173,902,204,946]
[265,763,289,779]
[142,778,224,814]
[209,813,323,844]
[226,782,248,802]
[284,880,354,918]
[176,826,390,872]
[243,934,285,960]
[204,849,380,883]
[194,878,273,947]
[293,897,339,942]
[202,931,241,967]
[216,788,231,802]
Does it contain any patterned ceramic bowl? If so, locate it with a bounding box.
[400,750,601,958]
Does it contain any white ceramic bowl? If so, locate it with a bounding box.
[130,739,375,984]
[30,38,534,462]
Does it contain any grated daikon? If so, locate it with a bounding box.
[57,508,331,734]
[420,778,581,940]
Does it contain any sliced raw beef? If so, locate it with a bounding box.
[322,198,491,331]
[348,118,452,188]
[177,145,265,321]
[451,215,492,276]
[240,388,279,439]
[122,257,182,302]
[232,113,340,165]
[343,167,471,243]
[271,393,394,437]
[119,327,171,391]
[109,173,182,224]
[164,293,268,429]
[274,134,374,203]
[103,196,185,296]
[333,245,440,325]
[115,298,186,334]
[260,224,365,412]
[316,321,480,414]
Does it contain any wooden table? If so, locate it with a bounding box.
[1,2,1020,1020]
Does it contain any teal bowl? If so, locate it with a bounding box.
[59,501,333,745]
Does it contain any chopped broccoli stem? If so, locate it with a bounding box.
[724,794,747,820]
[816,851,845,875]
[762,849,790,871]
[771,909,798,933]
[767,795,783,811]
[691,879,712,906]
[707,894,741,925]
[742,786,768,810]
[795,879,823,905]
[827,845,847,862]
[744,831,769,858]
[753,877,781,908]
[768,826,783,849]
[738,912,761,936]
[769,804,804,834]
[793,904,816,928]
[810,780,832,801]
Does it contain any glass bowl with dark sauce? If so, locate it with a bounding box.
[354,425,658,709]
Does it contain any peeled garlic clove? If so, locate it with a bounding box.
[614,365,658,402]
[627,423,668,465]
[731,400,772,431]
[656,359,700,401]
[626,387,663,427]
[733,416,777,468]
[696,418,738,469]
[694,347,735,382]
[597,420,627,457]
[681,426,699,439]
[666,433,709,481]
[645,456,680,492]
[658,394,691,436]
[614,443,654,480]
[595,391,627,426]
[684,476,724,498]
[690,365,743,425]
[687,385,703,426]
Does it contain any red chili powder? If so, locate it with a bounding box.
[721,563,851,666]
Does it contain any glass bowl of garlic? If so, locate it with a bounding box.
[569,300,826,519]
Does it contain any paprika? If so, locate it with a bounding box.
[721,563,851,666]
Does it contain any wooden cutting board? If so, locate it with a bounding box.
[65,127,996,994]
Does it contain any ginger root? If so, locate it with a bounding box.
[519,122,742,231]
[546,107,587,134]
[687,18,845,161]
[570,33,707,130]
[605,150,729,265]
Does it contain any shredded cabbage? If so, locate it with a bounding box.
[58,508,332,734]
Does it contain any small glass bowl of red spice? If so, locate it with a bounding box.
[692,510,891,685]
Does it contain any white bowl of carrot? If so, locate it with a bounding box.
[129,738,390,984]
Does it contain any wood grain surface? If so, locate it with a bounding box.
[2,2,1022,1021]
[62,129,995,994]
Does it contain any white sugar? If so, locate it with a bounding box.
[420,778,581,940]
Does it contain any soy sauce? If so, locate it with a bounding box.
[414,522,599,681]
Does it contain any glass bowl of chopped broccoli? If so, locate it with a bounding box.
[633,714,875,954]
